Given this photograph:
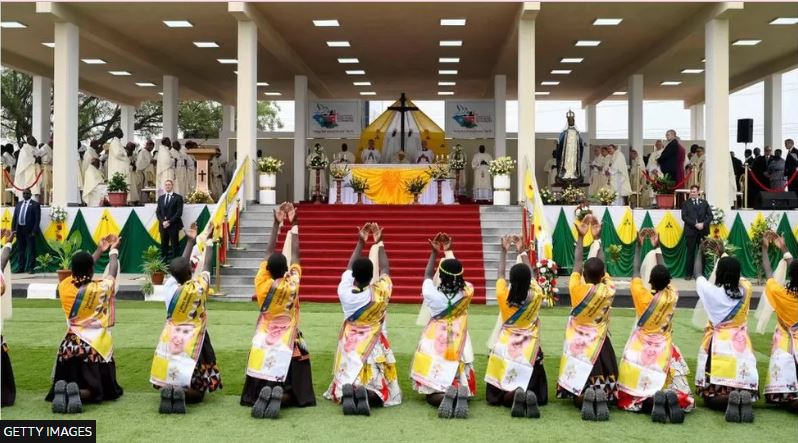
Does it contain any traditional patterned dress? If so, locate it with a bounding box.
[324,270,402,406]
[240,262,316,407]
[46,276,123,403]
[411,279,476,397]
[617,279,695,412]
[763,278,798,405]
[150,272,221,394]
[485,278,548,406]
[1,258,15,407]
[694,277,758,400]
[556,272,618,401]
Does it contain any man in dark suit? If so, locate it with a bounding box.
[156,179,184,261]
[730,151,744,192]
[657,129,685,184]
[783,139,798,198]
[11,188,41,273]
[750,146,772,208]
[681,185,712,279]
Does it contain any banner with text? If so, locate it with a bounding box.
[444,100,495,139]
[308,100,362,138]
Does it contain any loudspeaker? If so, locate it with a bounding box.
[737,119,753,143]
[760,191,798,209]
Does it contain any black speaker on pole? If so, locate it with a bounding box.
[760,192,798,209]
[737,119,753,143]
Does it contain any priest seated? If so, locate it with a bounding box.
[391,148,411,164]
[416,141,433,164]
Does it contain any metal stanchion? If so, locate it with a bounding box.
[743,165,749,209]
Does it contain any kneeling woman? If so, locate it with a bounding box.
[410,234,476,419]
[46,235,124,413]
[241,204,316,418]
[617,232,694,422]
[485,235,547,418]
[324,223,402,415]
[693,243,758,423]
[151,224,222,413]
[761,235,798,414]
[556,216,618,422]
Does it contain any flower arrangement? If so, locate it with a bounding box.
[540,187,559,205]
[535,258,559,308]
[750,213,780,281]
[404,176,428,194]
[329,164,351,180]
[488,156,516,176]
[309,145,329,169]
[49,206,67,223]
[562,185,586,205]
[448,145,466,170]
[710,205,725,225]
[574,203,592,222]
[257,156,283,174]
[607,244,622,264]
[427,163,451,180]
[593,187,617,206]
[651,173,676,194]
[186,190,214,204]
[348,176,369,193]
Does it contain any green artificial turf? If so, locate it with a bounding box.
[1,300,794,442]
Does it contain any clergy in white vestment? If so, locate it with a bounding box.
[544,149,558,188]
[1,144,16,203]
[225,154,237,184]
[34,140,53,205]
[126,142,141,204]
[415,140,433,164]
[471,145,492,201]
[605,144,631,205]
[183,141,197,191]
[172,141,187,196]
[306,144,329,199]
[391,148,411,164]
[449,144,467,195]
[361,139,381,164]
[135,141,155,202]
[210,149,226,199]
[587,146,606,196]
[334,143,356,164]
[82,157,106,207]
[687,146,705,190]
[628,149,647,205]
[107,129,130,186]
[155,138,174,194]
[645,140,665,206]
[13,137,41,200]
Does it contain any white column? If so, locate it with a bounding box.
[494,74,507,158]
[52,22,79,206]
[236,19,258,202]
[162,75,178,141]
[517,3,538,203]
[690,104,705,140]
[705,17,731,210]
[32,76,52,145]
[294,75,308,202]
[628,74,644,152]
[219,104,235,162]
[586,104,597,145]
[764,74,782,149]
[120,104,135,144]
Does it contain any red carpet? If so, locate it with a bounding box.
[290,203,486,303]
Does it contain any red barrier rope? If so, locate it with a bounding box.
[3,169,44,192]
[642,170,692,191]
[219,221,228,264]
[747,169,798,193]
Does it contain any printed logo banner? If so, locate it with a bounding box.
[308,100,361,137]
[445,100,495,138]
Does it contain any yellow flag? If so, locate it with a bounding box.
[92,209,122,243]
[617,208,637,244]
[656,212,683,248]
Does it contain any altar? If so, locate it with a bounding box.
[327,164,455,205]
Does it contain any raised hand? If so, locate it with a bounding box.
[285,203,297,224]
[637,232,646,247]
[1,229,14,244]
[774,235,787,252]
[357,224,371,242]
[650,232,660,248]
[186,223,198,240]
[111,235,122,249]
[371,223,384,243]
[501,235,512,251]
[438,233,452,251]
[590,220,602,238]
[98,235,112,252]
[274,207,285,225]
[576,220,590,238]
[513,235,527,253]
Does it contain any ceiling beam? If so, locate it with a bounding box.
[486,4,523,98]
[684,50,798,108]
[228,2,332,98]
[2,50,140,106]
[582,2,744,107]
[35,1,234,104]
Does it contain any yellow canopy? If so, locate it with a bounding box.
[357,98,447,161]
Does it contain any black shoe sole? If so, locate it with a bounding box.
[342,384,356,416]
[355,385,370,416]
[665,390,684,424]
[252,386,272,418]
[581,388,596,421]
[52,380,67,414]
[739,391,754,423]
[726,390,741,423]
[454,385,470,419]
[594,389,609,421]
[510,388,526,418]
[172,388,186,414]
[159,387,174,414]
[651,391,667,423]
[525,391,540,419]
[438,386,457,419]
[66,382,82,414]
[264,386,283,419]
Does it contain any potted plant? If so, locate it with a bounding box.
[47,232,83,282]
[562,185,586,205]
[651,174,676,209]
[107,172,129,207]
[257,156,283,205]
[404,176,428,204]
[593,187,618,206]
[34,253,56,274]
[142,245,168,285]
[488,156,516,190]
[348,176,369,204]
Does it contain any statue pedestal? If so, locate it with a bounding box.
[187,147,218,194]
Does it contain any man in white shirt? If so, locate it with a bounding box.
[361,139,381,164]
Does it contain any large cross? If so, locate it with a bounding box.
[387,93,419,151]
[198,170,207,183]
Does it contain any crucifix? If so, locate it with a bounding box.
[387,93,419,151]
[198,170,207,184]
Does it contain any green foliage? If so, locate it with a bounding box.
[404,176,428,194]
[348,176,369,193]
[47,232,83,270]
[141,245,167,275]
[107,172,129,193]
[34,253,56,273]
[141,280,155,297]
[185,190,215,204]
[652,173,676,194]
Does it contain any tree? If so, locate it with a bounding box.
[179,100,222,139]
[1,69,33,145]
[258,100,284,131]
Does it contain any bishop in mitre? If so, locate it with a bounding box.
[555,110,585,185]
